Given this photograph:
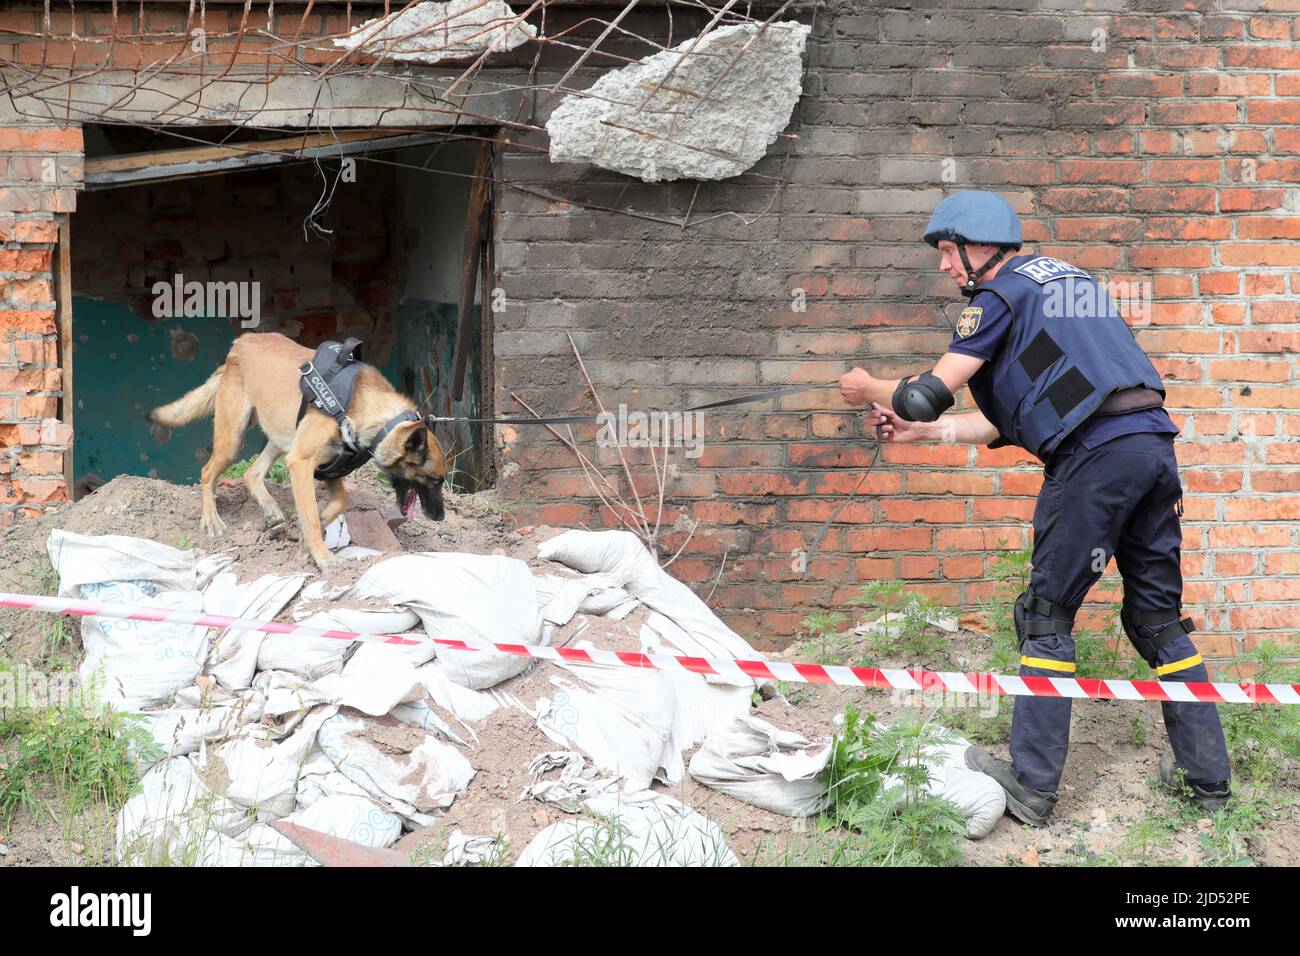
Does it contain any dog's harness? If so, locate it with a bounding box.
[296,338,420,481]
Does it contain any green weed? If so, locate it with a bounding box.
[817,706,967,866]
[221,453,289,484]
[853,582,953,668]
[1220,640,1300,789]
[798,611,848,665]
[0,702,158,826]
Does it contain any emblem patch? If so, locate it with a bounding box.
[957,306,983,338]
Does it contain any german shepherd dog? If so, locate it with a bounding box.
[150,333,447,568]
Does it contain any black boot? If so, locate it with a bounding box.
[1158,753,1231,812]
[964,745,1058,827]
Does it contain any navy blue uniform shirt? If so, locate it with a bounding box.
[946,289,1177,456]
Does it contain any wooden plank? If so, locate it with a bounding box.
[84,129,416,176]
[55,215,74,496]
[450,138,494,405]
[478,169,498,486]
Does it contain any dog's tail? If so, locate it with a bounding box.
[149,365,225,427]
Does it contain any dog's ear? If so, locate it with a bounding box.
[376,419,425,464]
[405,425,427,455]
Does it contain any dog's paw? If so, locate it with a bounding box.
[200,513,227,537]
[261,503,286,524]
[311,551,339,572]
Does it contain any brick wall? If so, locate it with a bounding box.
[0,2,1296,673]
[0,124,81,524]
[493,2,1300,669]
[72,162,401,347]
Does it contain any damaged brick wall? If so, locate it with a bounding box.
[0,2,1295,673]
[72,162,401,350]
[495,2,1300,667]
[0,125,81,525]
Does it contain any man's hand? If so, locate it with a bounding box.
[867,402,932,443]
[838,367,876,407]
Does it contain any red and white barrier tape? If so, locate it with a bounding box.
[2,591,1296,705]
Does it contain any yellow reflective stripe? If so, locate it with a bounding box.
[1156,654,1202,677]
[1020,655,1077,673]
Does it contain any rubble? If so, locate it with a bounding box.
[546,21,811,182]
[2,469,1005,867]
[333,0,537,65]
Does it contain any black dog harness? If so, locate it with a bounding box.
[296,338,421,480]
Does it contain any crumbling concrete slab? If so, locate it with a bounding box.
[334,0,537,65]
[546,21,811,183]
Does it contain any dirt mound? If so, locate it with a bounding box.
[0,464,542,661]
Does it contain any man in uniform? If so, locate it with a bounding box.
[836,190,1232,827]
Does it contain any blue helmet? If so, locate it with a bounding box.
[923,191,1023,249]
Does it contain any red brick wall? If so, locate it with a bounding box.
[71,162,401,348]
[492,3,1300,669]
[0,124,81,523]
[0,2,1296,674]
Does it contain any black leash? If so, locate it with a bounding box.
[428,377,888,565]
[426,381,838,426]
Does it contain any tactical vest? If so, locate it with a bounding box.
[965,255,1165,459]
[296,338,420,480]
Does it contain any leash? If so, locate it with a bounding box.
[425,381,839,425]
[427,378,888,563]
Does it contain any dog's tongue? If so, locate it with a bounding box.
[403,489,418,521]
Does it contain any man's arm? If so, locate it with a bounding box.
[868,405,1000,445]
[838,351,985,413]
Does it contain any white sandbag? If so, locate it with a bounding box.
[444,831,508,866]
[538,530,758,679]
[928,742,1006,839]
[77,582,208,712]
[535,657,678,792]
[638,620,755,754]
[416,661,501,723]
[285,794,403,849]
[48,528,195,597]
[390,660,504,742]
[688,715,831,817]
[295,752,376,810]
[116,756,250,865]
[879,739,1006,840]
[204,572,308,691]
[389,699,468,744]
[205,822,313,867]
[195,551,239,590]
[140,684,265,760]
[316,712,475,822]
[299,643,425,717]
[532,572,634,626]
[517,790,737,867]
[259,607,426,680]
[344,553,545,690]
[520,751,619,813]
[202,705,335,819]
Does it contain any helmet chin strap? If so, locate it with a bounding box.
[958,242,1010,299]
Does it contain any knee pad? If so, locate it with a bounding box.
[1013,591,1076,650]
[1014,592,1078,673]
[1121,605,1197,671]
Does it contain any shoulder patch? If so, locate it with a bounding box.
[957,306,983,338]
[1013,256,1090,285]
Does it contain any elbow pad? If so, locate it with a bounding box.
[892,371,955,422]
